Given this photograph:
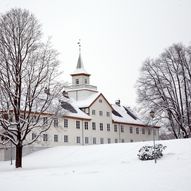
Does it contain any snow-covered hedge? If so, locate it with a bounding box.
[138,144,166,160]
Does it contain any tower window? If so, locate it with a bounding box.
[76,79,79,85]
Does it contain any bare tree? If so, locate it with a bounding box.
[0,8,63,168]
[137,43,191,139]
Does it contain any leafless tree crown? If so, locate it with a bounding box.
[0,8,63,167]
[137,43,191,139]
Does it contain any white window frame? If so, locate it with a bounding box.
[76,121,80,129]
[64,135,68,143]
[64,119,68,128]
[84,122,88,130]
[100,123,103,131]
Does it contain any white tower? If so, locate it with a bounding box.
[66,41,98,101]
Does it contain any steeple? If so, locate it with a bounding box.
[66,40,98,101]
[76,40,84,69]
[71,40,90,76]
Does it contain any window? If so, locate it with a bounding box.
[148,129,151,135]
[100,123,103,131]
[92,122,96,130]
[43,134,48,141]
[64,119,68,128]
[54,118,58,127]
[84,122,88,130]
[121,139,125,143]
[107,124,110,131]
[85,79,87,84]
[130,127,133,134]
[142,128,145,134]
[130,139,134,142]
[114,125,117,132]
[108,138,111,144]
[54,134,58,142]
[121,125,124,133]
[100,138,104,144]
[43,117,48,125]
[32,133,36,140]
[76,136,80,144]
[136,127,139,134]
[115,139,118,143]
[92,110,96,115]
[99,99,102,103]
[76,79,79,85]
[85,137,89,144]
[64,135,68,143]
[106,112,110,117]
[9,115,13,122]
[31,116,37,123]
[76,121,80,129]
[93,137,96,144]
[99,111,103,116]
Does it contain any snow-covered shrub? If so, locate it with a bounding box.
[138,144,166,160]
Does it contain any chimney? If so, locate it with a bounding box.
[62,91,69,98]
[115,99,120,106]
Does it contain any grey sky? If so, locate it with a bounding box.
[0,0,191,107]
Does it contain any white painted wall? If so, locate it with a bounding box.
[28,95,159,148]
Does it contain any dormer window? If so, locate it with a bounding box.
[76,79,79,85]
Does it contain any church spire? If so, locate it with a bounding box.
[76,39,84,69]
[71,40,90,76]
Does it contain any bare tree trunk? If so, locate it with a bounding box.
[0,8,63,168]
[16,144,23,168]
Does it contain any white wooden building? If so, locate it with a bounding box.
[30,48,160,148]
[0,48,160,160]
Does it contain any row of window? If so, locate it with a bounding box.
[38,134,69,142]
[40,134,128,144]
[30,116,59,127]
[66,120,154,135]
[75,78,88,85]
[91,110,110,117]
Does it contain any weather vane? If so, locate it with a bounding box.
[77,39,81,53]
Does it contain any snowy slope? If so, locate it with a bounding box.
[0,139,190,191]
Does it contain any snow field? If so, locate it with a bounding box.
[0,138,190,191]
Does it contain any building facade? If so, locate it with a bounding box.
[0,48,160,161]
[30,48,160,148]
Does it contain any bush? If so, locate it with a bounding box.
[138,144,166,160]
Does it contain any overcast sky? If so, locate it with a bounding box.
[0,0,191,107]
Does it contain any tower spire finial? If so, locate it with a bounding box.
[77,39,81,54]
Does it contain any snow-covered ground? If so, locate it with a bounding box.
[0,139,190,191]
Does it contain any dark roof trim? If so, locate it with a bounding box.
[71,73,90,77]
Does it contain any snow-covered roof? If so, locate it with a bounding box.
[61,91,147,126]
[75,92,101,108]
[61,98,91,120]
[112,104,145,126]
